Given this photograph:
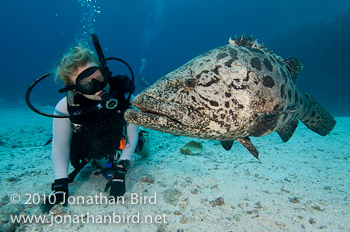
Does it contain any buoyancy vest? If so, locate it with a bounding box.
[67,75,134,168]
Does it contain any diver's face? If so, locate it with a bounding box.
[70,62,106,101]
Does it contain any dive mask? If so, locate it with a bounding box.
[58,66,109,95]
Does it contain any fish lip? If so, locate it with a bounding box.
[135,106,184,126]
[131,94,204,129]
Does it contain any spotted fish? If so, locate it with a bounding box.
[125,35,336,159]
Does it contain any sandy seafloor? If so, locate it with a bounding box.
[0,104,349,232]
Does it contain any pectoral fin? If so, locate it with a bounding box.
[236,137,259,160]
[277,118,299,142]
[257,104,301,117]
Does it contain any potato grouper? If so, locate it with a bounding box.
[125,35,336,159]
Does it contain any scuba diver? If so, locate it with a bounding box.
[25,31,149,213]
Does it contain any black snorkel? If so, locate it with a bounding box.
[25,28,135,118]
[89,28,118,110]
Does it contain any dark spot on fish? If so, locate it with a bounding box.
[231,114,237,121]
[288,89,292,101]
[212,65,221,75]
[196,70,209,79]
[196,70,210,79]
[280,84,286,99]
[225,92,231,98]
[225,102,230,108]
[230,83,248,90]
[311,111,316,118]
[199,63,203,66]
[238,104,244,109]
[227,47,238,60]
[250,115,279,137]
[220,114,225,119]
[200,76,220,87]
[244,72,250,82]
[225,59,234,67]
[263,58,273,71]
[274,104,281,111]
[210,101,219,107]
[251,57,262,71]
[217,53,228,60]
[231,98,239,105]
[191,96,196,102]
[263,76,275,88]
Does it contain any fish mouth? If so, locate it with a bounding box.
[124,94,205,133]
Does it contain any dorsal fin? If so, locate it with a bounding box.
[283,58,303,81]
[228,34,273,54]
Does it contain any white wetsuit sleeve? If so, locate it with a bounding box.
[119,93,138,161]
[119,123,139,161]
[51,97,72,180]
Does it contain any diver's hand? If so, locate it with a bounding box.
[104,167,127,198]
[104,160,130,198]
[41,178,69,213]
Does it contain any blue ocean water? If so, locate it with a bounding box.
[1,0,350,116]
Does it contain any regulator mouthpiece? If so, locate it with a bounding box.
[99,91,118,109]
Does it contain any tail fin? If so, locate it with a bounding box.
[299,94,336,136]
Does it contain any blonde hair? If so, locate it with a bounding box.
[55,46,100,84]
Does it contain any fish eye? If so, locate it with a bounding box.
[182,76,196,89]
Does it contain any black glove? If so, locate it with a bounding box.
[41,178,69,213]
[104,160,130,198]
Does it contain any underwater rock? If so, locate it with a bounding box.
[309,218,316,224]
[247,209,259,215]
[288,196,300,203]
[210,197,225,207]
[0,195,9,206]
[156,224,167,232]
[0,204,25,232]
[180,141,202,155]
[140,174,155,184]
[163,189,182,206]
[180,215,189,224]
[173,210,182,215]
[6,177,19,183]
[311,205,325,211]
[190,189,198,194]
[233,214,241,221]
[48,204,69,218]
